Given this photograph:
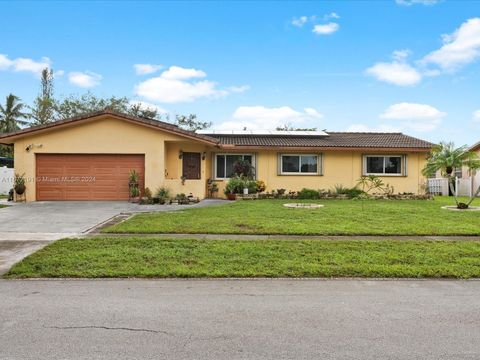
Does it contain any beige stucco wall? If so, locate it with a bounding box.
[212,150,428,195]
[11,116,428,201]
[13,116,215,201]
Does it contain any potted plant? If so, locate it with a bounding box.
[128,170,140,203]
[14,173,26,195]
[130,186,140,203]
[180,175,187,185]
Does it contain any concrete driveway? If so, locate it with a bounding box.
[0,199,227,274]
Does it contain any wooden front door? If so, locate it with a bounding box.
[182,152,201,180]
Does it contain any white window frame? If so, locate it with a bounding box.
[363,155,406,177]
[213,153,256,180]
[279,154,323,175]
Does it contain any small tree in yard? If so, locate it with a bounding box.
[422,141,480,209]
[356,175,386,210]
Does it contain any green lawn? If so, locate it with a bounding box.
[104,197,480,236]
[5,237,480,279]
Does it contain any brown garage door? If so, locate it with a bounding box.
[36,154,145,201]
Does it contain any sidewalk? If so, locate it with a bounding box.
[88,233,480,241]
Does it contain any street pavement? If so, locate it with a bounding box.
[1,279,479,359]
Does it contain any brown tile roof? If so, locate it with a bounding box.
[205,132,434,150]
[0,110,220,145]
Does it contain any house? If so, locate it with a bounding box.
[0,110,433,201]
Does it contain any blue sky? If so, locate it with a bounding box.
[1,0,480,145]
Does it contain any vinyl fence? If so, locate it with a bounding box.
[0,166,14,195]
[427,177,473,197]
[427,178,449,196]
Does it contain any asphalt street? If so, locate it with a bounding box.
[1,279,480,359]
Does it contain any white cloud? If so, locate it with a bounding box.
[135,65,247,103]
[304,107,323,118]
[129,100,168,114]
[396,0,439,5]
[292,16,308,27]
[214,106,323,131]
[68,71,102,88]
[346,124,400,133]
[226,85,250,93]
[379,102,446,132]
[134,63,163,75]
[312,23,340,35]
[54,70,65,77]
[160,66,206,80]
[324,12,340,20]
[366,61,422,86]
[421,18,480,70]
[0,54,51,75]
[0,54,13,70]
[472,110,480,122]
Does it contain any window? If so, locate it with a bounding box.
[215,154,254,179]
[364,155,404,176]
[280,154,321,175]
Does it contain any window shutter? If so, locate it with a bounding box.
[319,153,324,175]
[404,155,408,176]
[361,154,367,176]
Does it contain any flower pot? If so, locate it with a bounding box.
[14,184,26,195]
[227,193,236,201]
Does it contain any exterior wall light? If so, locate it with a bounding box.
[202,152,207,160]
[25,144,43,152]
[179,150,183,159]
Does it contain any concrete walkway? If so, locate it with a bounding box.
[93,233,480,241]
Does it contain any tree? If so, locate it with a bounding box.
[422,141,480,209]
[53,93,162,120]
[0,94,28,133]
[174,114,211,132]
[29,68,55,125]
[0,94,28,158]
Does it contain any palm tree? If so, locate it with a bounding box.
[422,141,480,208]
[0,94,29,133]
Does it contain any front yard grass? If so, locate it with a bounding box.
[104,197,480,236]
[5,237,480,279]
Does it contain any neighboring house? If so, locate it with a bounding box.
[0,110,433,202]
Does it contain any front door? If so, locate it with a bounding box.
[182,152,201,180]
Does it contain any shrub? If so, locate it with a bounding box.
[233,160,255,179]
[224,175,259,195]
[156,187,170,199]
[332,184,365,199]
[298,188,320,199]
[224,176,244,194]
[256,180,266,193]
[344,188,365,198]
[246,179,258,194]
[333,184,349,195]
[144,187,152,199]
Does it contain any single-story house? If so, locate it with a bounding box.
[0,110,433,201]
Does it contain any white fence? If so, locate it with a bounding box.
[456,178,472,197]
[427,178,449,196]
[0,166,14,195]
[428,177,474,197]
